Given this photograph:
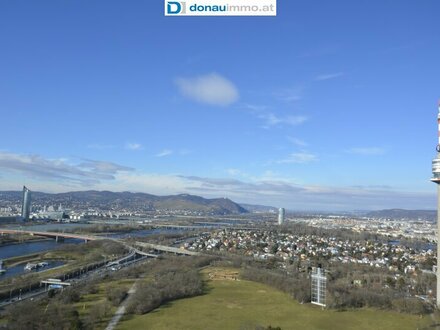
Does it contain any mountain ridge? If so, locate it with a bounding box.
[0,190,248,215]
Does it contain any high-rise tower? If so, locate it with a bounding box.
[278,207,285,225]
[431,102,440,308]
[21,186,31,221]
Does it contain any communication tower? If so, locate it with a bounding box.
[431,101,440,308]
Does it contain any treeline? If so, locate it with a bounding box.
[327,285,431,314]
[241,267,310,303]
[4,279,112,330]
[106,254,216,281]
[127,268,203,314]
[55,239,128,258]
[128,230,203,246]
[66,224,139,234]
[326,263,434,314]
[5,299,84,330]
[123,255,213,315]
[212,253,433,315]
[3,255,217,329]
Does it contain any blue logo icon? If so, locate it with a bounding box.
[167,1,183,14]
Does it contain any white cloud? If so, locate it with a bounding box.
[252,170,299,183]
[259,113,307,127]
[277,152,318,164]
[0,159,434,211]
[95,173,188,196]
[155,149,173,157]
[179,149,192,155]
[125,142,143,150]
[0,152,133,185]
[175,73,239,106]
[275,86,303,103]
[226,168,251,178]
[241,103,307,129]
[287,137,308,147]
[87,143,115,150]
[226,168,241,176]
[179,175,435,211]
[347,147,386,155]
[240,103,268,112]
[315,72,344,81]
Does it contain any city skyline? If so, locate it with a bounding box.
[1,1,439,210]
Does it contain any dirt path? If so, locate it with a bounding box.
[429,312,440,330]
[105,280,138,330]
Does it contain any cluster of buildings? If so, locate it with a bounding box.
[0,186,66,221]
[304,216,437,242]
[184,229,435,274]
[0,186,135,221]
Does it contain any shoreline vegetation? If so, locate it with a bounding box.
[0,236,52,247]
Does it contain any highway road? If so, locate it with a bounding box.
[0,252,154,308]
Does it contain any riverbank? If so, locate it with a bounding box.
[0,237,52,249]
[3,253,42,268]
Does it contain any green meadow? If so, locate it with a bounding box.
[117,267,432,330]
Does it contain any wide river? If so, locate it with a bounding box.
[0,223,186,280]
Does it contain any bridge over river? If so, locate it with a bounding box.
[0,228,198,256]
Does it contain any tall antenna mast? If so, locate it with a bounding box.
[431,101,440,308]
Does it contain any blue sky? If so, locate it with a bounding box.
[0,0,439,211]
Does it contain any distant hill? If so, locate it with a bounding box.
[0,190,248,215]
[239,203,278,213]
[366,209,436,221]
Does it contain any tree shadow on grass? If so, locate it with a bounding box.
[147,281,213,315]
[202,279,214,295]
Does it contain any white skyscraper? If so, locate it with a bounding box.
[278,207,285,225]
[21,186,31,221]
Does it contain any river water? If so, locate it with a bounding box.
[1,260,65,280]
[0,239,79,260]
[0,223,187,280]
[0,238,79,281]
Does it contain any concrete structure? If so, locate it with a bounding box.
[34,211,65,221]
[134,241,200,256]
[41,279,71,291]
[0,228,99,243]
[278,207,285,225]
[0,228,196,256]
[431,101,440,308]
[311,267,326,307]
[21,186,31,221]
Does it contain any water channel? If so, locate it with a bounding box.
[1,260,65,280]
[0,223,189,280]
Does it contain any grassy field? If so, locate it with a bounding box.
[117,267,433,330]
[73,278,135,329]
